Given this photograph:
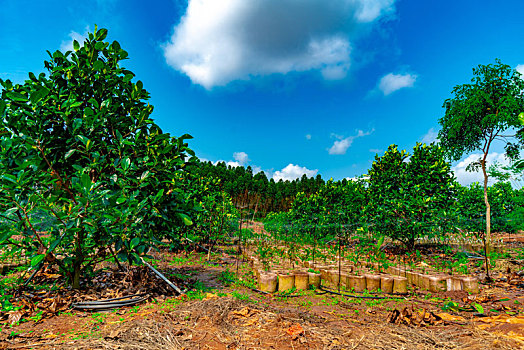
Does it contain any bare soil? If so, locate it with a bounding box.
[1,228,524,349]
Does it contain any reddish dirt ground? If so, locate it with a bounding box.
[2,246,524,350]
[1,223,524,349]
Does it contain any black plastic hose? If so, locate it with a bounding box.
[72,294,149,310]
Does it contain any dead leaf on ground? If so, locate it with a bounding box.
[204,293,219,300]
[387,307,443,327]
[106,328,122,339]
[286,324,304,340]
[231,307,257,318]
[7,310,25,325]
[436,313,466,322]
[476,314,524,324]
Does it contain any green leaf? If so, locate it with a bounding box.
[472,303,484,314]
[76,135,89,145]
[30,86,50,104]
[4,208,17,216]
[140,171,149,181]
[178,213,193,226]
[441,301,459,312]
[518,112,524,126]
[65,149,76,159]
[84,107,94,117]
[179,133,193,140]
[0,101,6,116]
[123,74,134,82]
[95,42,106,50]
[0,230,12,244]
[6,91,28,102]
[81,173,91,191]
[153,189,164,203]
[1,174,17,184]
[72,118,82,131]
[116,197,126,204]
[70,101,83,108]
[111,41,121,51]
[93,60,104,71]
[121,158,130,170]
[117,251,128,263]
[73,40,80,51]
[96,28,108,41]
[28,72,38,82]
[130,237,140,250]
[88,98,99,109]
[31,254,45,267]
[101,99,110,109]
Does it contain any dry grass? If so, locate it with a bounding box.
[42,296,519,350]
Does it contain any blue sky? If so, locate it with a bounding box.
[2,0,524,183]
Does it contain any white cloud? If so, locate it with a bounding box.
[226,161,242,168]
[203,152,265,174]
[328,129,374,155]
[306,134,312,140]
[273,164,318,182]
[251,165,263,174]
[346,176,369,181]
[369,148,382,153]
[329,138,353,155]
[378,72,417,95]
[163,0,395,88]
[60,29,88,52]
[420,127,438,144]
[233,151,249,165]
[517,64,524,77]
[452,152,509,186]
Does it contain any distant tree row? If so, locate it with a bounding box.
[190,160,326,216]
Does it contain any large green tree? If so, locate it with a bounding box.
[438,59,524,253]
[367,143,456,250]
[0,28,194,288]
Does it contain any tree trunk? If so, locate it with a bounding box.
[72,261,82,289]
[481,155,492,279]
[72,230,85,289]
[481,155,491,255]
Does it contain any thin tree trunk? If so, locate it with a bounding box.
[72,230,85,289]
[481,152,491,279]
[251,197,259,222]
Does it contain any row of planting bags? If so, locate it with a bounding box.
[250,259,479,294]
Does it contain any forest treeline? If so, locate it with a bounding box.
[191,160,326,215]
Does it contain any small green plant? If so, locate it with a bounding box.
[231,291,252,302]
[90,312,107,324]
[218,268,235,286]
[29,311,44,323]
[129,305,140,314]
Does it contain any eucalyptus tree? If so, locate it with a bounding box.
[0,27,194,288]
[438,59,524,253]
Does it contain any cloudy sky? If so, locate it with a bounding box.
[1,0,523,183]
